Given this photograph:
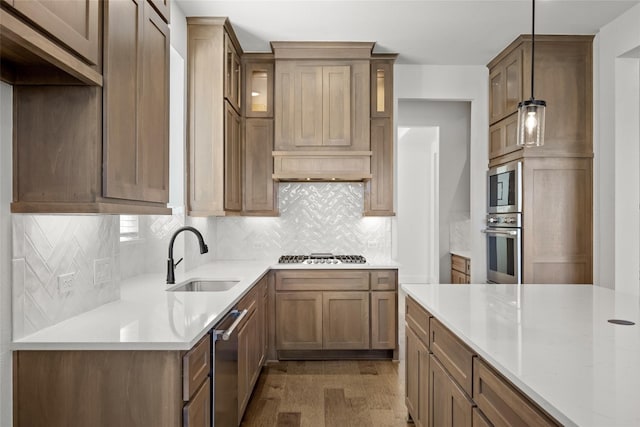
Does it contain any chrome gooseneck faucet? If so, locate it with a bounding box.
[167,226,209,284]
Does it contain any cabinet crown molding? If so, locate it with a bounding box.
[271,41,376,59]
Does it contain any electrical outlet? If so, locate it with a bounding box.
[94,258,111,286]
[57,272,76,294]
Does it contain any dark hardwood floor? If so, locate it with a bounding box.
[240,360,412,427]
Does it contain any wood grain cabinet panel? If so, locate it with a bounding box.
[224,103,242,211]
[406,325,429,427]
[244,119,278,215]
[371,291,396,349]
[294,65,324,146]
[429,318,474,397]
[148,0,170,23]
[472,408,492,427]
[104,0,169,204]
[429,354,474,427]
[13,350,183,427]
[365,117,394,215]
[450,254,470,284]
[11,0,170,214]
[275,270,369,291]
[182,334,211,401]
[322,291,369,349]
[224,34,242,113]
[322,65,351,146]
[11,0,100,65]
[183,378,211,427]
[406,296,430,346]
[473,358,559,427]
[276,291,323,350]
[370,270,398,291]
[186,18,244,216]
[522,157,593,284]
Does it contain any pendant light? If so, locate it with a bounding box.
[517,0,546,147]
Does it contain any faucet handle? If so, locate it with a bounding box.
[174,258,183,268]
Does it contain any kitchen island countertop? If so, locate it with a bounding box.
[12,259,399,351]
[402,283,640,427]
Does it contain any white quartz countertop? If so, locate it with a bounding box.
[12,260,398,351]
[401,283,640,427]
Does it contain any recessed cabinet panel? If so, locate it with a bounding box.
[139,2,170,203]
[365,117,394,215]
[103,0,142,200]
[294,66,323,146]
[276,292,323,350]
[11,0,100,65]
[224,104,242,211]
[244,119,277,215]
[104,0,169,204]
[322,291,369,349]
[322,66,351,146]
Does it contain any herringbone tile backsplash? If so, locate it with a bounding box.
[216,183,392,262]
[11,183,392,338]
[12,215,119,339]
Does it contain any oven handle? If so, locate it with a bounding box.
[481,229,518,236]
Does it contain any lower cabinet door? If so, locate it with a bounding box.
[237,309,255,418]
[183,377,211,427]
[371,291,397,349]
[406,326,429,427]
[276,292,323,350]
[322,291,370,349]
[429,354,473,427]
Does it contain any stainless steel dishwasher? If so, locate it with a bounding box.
[212,309,248,427]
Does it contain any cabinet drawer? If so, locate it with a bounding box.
[370,270,397,291]
[473,408,492,427]
[183,377,211,427]
[473,358,560,427]
[430,318,475,397]
[275,270,369,291]
[237,285,258,313]
[405,296,430,346]
[183,334,211,401]
[451,254,468,273]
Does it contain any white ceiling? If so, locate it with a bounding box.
[175,0,640,64]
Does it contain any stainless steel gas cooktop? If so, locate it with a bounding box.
[278,253,367,265]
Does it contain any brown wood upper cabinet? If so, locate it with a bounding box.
[487,35,593,162]
[11,0,171,214]
[243,54,278,216]
[365,55,396,216]
[104,0,170,205]
[225,34,242,113]
[244,59,274,118]
[7,0,101,66]
[148,0,170,23]
[187,17,244,216]
[275,61,356,149]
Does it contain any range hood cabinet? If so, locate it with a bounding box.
[272,151,373,182]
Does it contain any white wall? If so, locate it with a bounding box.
[0,82,13,427]
[397,127,439,283]
[397,100,471,283]
[394,66,488,283]
[595,3,640,295]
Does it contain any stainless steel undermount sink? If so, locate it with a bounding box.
[167,279,240,292]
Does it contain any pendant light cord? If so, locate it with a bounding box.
[531,0,535,100]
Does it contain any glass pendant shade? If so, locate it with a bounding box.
[516,99,546,146]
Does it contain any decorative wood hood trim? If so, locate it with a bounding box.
[272,151,373,181]
[270,41,375,60]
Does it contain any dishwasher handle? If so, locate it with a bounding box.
[214,309,248,341]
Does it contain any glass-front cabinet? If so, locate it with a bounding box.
[244,60,274,118]
[371,59,393,118]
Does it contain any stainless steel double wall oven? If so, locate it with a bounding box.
[484,161,522,284]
